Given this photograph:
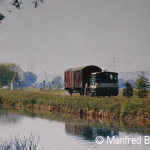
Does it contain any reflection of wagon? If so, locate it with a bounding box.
[64,65,118,97]
[65,123,119,141]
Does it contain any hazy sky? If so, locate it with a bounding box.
[0,0,150,75]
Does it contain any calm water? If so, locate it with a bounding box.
[0,106,150,150]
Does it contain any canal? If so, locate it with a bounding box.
[0,106,150,150]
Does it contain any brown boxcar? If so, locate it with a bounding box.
[64,65,102,95]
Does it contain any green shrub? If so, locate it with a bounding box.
[123,81,133,97]
[134,89,148,98]
[23,99,29,105]
[120,100,144,117]
[0,96,3,104]
[30,98,37,105]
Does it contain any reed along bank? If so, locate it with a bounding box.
[0,90,150,124]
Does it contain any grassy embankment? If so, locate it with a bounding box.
[0,89,150,123]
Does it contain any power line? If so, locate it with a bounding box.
[28,59,35,72]
[108,57,119,72]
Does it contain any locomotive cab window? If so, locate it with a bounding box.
[112,74,118,83]
[96,72,118,83]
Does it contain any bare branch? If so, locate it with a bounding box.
[12,0,21,9]
[0,13,5,23]
[0,0,44,23]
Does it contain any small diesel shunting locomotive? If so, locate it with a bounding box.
[64,65,118,97]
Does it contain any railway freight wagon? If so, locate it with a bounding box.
[64,65,102,95]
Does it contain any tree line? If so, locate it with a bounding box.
[0,63,149,97]
[0,63,37,89]
[123,71,149,98]
[35,76,64,90]
[0,63,64,89]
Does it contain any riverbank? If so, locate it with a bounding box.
[1,106,150,135]
[0,90,150,124]
[1,106,150,150]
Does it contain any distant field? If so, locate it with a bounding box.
[23,88,67,95]
[19,88,150,97]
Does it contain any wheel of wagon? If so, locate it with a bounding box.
[80,90,84,96]
[91,92,95,97]
[69,89,73,96]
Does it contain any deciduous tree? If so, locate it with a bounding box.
[53,76,63,89]
[0,63,22,87]
[135,71,149,98]
[23,71,37,88]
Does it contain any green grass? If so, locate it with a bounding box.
[0,89,150,119]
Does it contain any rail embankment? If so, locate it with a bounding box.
[0,90,150,124]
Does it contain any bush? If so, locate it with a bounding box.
[120,99,145,118]
[123,81,133,97]
[0,96,3,104]
[30,98,37,105]
[134,89,148,98]
[23,99,29,105]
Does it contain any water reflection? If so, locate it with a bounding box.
[0,106,150,150]
[0,106,150,136]
[66,123,119,141]
[0,107,22,125]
